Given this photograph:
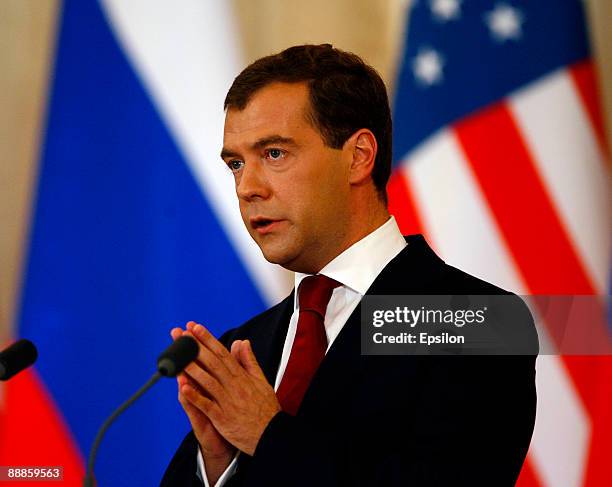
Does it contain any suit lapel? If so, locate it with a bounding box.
[298,234,445,412]
[243,235,445,414]
[246,292,294,387]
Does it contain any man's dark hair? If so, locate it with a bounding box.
[224,44,392,204]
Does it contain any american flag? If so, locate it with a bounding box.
[388,1,611,485]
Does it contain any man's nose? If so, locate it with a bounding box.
[236,158,271,201]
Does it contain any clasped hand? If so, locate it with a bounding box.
[171,322,281,458]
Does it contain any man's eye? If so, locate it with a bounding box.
[227,160,244,173]
[265,148,285,161]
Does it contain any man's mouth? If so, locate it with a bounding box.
[250,218,283,234]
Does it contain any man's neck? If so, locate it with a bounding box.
[308,210,391,274]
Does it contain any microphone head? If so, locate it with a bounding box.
[0,339,38,381]
[157,336,198,377]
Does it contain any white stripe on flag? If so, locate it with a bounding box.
[403,128,592,487]
[509,68,611,294]
[403,128,525,293]
[100,0,293,305]
[530,355,591,487]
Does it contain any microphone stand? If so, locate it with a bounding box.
[83,335,197,486]
[83,372,161,487]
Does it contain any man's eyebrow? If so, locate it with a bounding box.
[252,135,297,150]
[220,135,297,160]
[220,147,240,160]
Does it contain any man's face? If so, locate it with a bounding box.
[221,82,353,273]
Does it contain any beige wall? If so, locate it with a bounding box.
[0,0,58,343]
[585,0,612,155]
[232,0,612,136]
[231,0,408,93]
[1,0,611,340]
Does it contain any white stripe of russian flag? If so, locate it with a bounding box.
[100,0,293,306]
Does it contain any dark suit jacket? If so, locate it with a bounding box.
[161,235,537,486]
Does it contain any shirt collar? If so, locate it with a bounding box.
[293,216,407,307]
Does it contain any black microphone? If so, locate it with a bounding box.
[0,339,38,381]
[158,335,199,377]
[84,336,198,487]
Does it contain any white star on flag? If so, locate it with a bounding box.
[412,47,444,86]
[430,0,461,22]
[485,3,524,42]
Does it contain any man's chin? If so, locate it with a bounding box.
[261,248,319,273]
[251,231,308,270]
[261,250,294,267]
[255,240,294,266]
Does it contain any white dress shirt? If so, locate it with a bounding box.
[197,216,407,486]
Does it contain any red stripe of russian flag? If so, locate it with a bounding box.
[0,369,84,486]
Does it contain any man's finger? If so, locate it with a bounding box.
[188,322,233,361]
[178,384,210,424]
[183,331,237,385]
[183,362,227,403]
[178,372,207,398]
[180,396,200,419]
[181,383,221,421]
[238,340,266,380]
[230,340,241,360]
[187,323,242,379]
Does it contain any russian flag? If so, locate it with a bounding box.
[1,1,289,485]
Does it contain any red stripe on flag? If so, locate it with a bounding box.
[454,103,592,293]
[454,102,612,485]
[387,169,424,235]
[0,368,85,486]
[568,60,610,158]
[516,456,544,487]
[563,355,612,487]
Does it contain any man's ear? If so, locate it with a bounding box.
[348,129,378,185]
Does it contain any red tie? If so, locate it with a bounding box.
[276,275,341,415]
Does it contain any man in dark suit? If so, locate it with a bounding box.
[161,44,537,486]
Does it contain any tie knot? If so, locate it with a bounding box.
[298,275,341,319]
